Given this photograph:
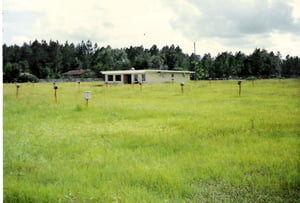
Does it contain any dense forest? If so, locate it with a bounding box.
[3,40,300,82]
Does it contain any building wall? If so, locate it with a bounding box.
[105,74,123,84]
[145,72,191,84]
[104,72,191,84]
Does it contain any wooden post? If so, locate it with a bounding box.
[181,82,184,95]
[237,81,242,96]
[54,86,58,103]
[16,84,20,99]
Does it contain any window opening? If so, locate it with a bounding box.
[116,75,121,81]
[134,74,138,82]
[108,75,113,81]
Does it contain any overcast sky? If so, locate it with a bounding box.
[3,0,300,56]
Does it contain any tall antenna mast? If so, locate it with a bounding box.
[193,42,197,81]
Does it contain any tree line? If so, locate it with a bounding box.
[3,39,300,82]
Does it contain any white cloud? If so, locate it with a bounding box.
[4,0,191,50]
[166,0,300,56]
[169,0,300,37]
[3,0,300,56]
[289,0,300,20]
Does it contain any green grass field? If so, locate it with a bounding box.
[3,79,300,202]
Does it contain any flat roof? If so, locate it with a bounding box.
[101,69,195,75]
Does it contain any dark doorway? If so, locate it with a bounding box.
[124,74,132,84]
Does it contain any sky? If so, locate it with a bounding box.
[2,0,300,57]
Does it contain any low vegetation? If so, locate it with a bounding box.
[3,79,300,202]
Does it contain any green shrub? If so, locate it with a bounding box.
[18,73,39,82]
[246,76,257,80]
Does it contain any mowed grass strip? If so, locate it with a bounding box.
[3,79,300,202]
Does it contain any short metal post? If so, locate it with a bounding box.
[84,91,91,107]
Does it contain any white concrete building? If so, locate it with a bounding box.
[101,69,194,84]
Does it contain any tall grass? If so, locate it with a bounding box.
[3,79,300,202]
